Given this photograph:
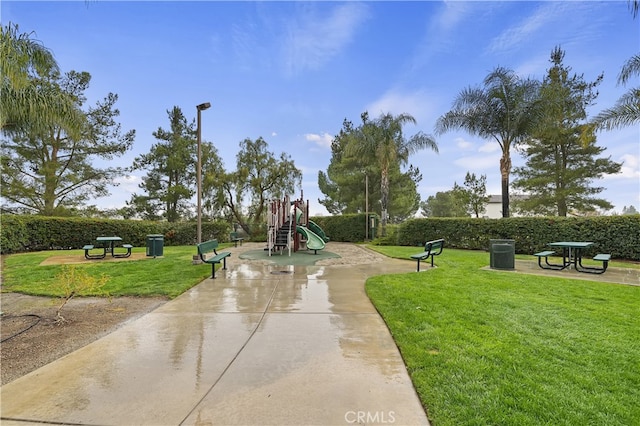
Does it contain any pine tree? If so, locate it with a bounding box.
[513,47,622,216]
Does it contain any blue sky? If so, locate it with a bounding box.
[3,1,639,216]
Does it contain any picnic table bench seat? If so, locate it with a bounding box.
[197,239,231,279]
[83,244,106,260]
[577,253,611,274]
[533,250,565,270]
[113,244,133,258]
[410,238,445,271]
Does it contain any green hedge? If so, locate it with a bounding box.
[3,214,638,261]
[0,215,230,254]
[397,215,640,261]
[310,214,371,242]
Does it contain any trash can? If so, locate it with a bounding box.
[146,234,164,258]
[490,239,515,270]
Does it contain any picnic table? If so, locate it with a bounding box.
[534,241,611,274]
[84,236,133,259]
[97,236,122,254]
[550,241,593,270]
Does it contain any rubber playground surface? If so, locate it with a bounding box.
[239,246,340,266]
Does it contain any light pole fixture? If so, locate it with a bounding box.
[365,172,369,241]
[196,102,211,245]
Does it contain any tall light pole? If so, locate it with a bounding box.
[365,173,369,241]
[196,102,211,244]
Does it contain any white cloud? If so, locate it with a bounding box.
[487,3,567,54]
[97,174,142,209]
[284,3,370,75]
[406,2,478,74]
[454,154,499,171]
[438,1,472,32]
[305,132,333,149]
[366,88,436,126]
[232,21,261,71]
[455,137,474,151]
[605,153,640,180]
[478,142,499,153]
[113,174,141,193]
[272,131,278,137]
[487,2,604,57]
[514,54,549,78]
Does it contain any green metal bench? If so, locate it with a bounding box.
[229,232,244,247]
[410,238,445,271]
[197,239,231,279]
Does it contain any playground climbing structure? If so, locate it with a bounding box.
[266,193,329,256]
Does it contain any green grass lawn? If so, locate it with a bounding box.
[4,244,639,424]
[1,245,225,298]
[366,246,640,426]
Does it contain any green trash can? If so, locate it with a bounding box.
[146,234,164,258]
[490,239,515,270]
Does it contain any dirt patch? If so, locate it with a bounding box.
[0,293,167,385]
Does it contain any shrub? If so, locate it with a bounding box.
[397,216,640,261]
[0,215,230,254]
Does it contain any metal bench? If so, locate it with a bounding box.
[410,239,445,271]
[229,232,245,247]
[197,239,231,279]
[533,250,565,270]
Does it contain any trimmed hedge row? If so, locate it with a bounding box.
[2,214,638,261]
[0,215,230,254]
[310,213,369,243]
[397,215,640,261]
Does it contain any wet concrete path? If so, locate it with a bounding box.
[1,249,430,425]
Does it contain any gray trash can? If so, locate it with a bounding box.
[146,234,164,258]
[490,239,515,270]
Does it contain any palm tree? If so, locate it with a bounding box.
[592,1,640,130]
[435,67,539,217]
[0,23,83,134]
[592,54,640,131]
[348,112,438,233]
[630,0,639,18]
[0,23,59,90]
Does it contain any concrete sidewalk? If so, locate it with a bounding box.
[1,254,430,425]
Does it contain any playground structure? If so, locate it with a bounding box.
[266,192,329,256]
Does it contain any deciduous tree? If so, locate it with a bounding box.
[216,137,302,236]
[420,187,468,217]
